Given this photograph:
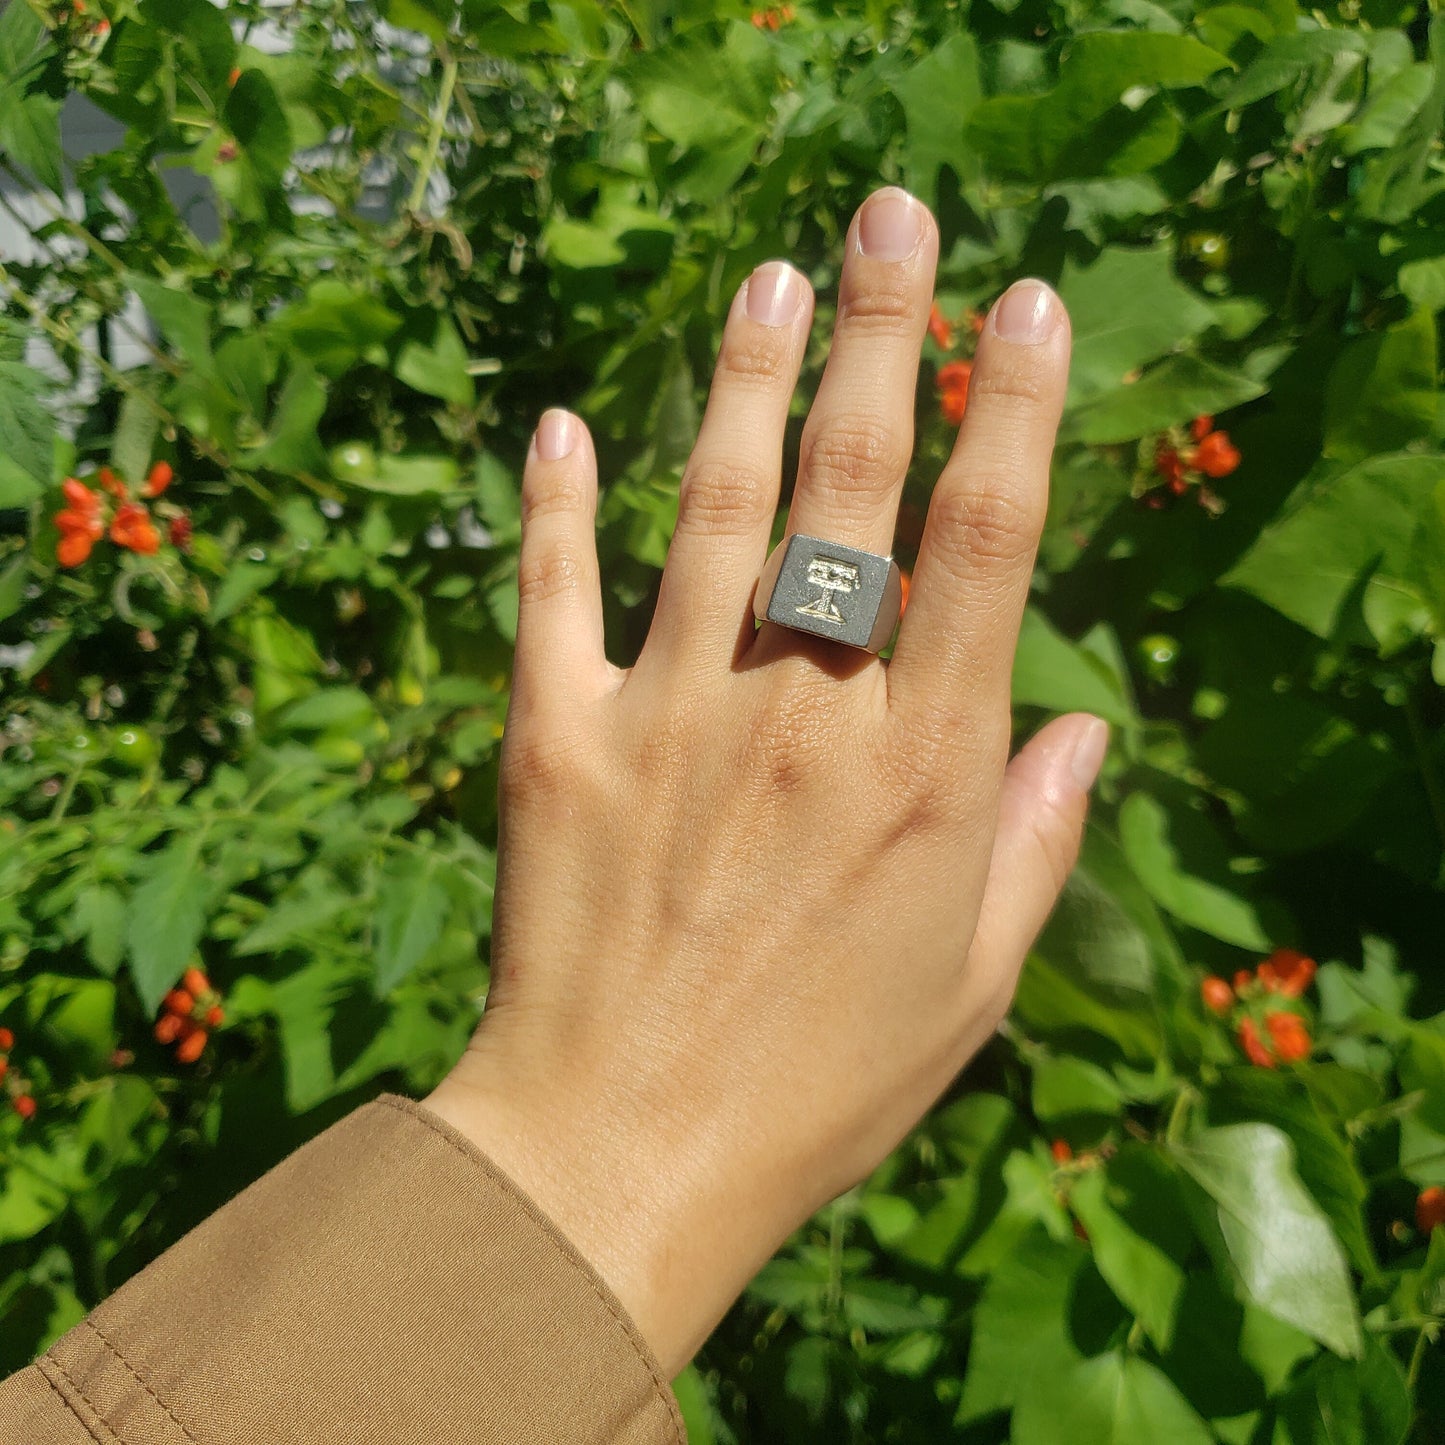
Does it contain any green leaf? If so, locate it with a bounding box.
[1031,1055,1124,1123]
[0,3,61,194]
[1170,1124,1362,1358]
[895,32,983,205]
[966,33,1229,182]
[957,1232,1095,1422]
[125,839,209,1015]
[74,886,127,977]
[0,358,54,490]
[1012,609,1136,726]
[671,1366,717,1445]
[383,0,456,44]
[393,313,474,407]
[128,274,217,378]
[273,280,401,378]
[1068,1168,1186,1350]
[1118,791,1270,949]
[1205,1071,1374,1275]
[1012,1351,1213,1445]
[1322,309,1438,465]
[1273,1339,1411,1445]
[110,391,161,487]
[1220,29,1366,109]
[1062,353,1268,445]
[1058,246,1215,405]
[1224,453,1438,648]
[372,852,450,994]
[474,453,520,543]
[347,453,460,496]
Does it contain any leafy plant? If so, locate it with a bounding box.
[2,0,1444,1439]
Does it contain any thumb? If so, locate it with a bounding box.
[964,712,1108,1007]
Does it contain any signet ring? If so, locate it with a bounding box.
[753,534,904,654]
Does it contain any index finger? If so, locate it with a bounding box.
[886,279,1070,734]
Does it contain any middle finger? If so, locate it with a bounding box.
[763,187,938,587]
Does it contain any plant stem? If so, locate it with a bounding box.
[406,55,459,215]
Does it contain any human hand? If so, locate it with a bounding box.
[427,186,1101,1376]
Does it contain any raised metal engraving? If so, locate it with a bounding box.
[794,555,860,625]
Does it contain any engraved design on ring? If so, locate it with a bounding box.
[753,534,903,653]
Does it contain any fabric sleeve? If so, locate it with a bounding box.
[0,1094,685,1445]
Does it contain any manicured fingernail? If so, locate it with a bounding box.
[857,187,924,261]
[535,409,576,461]
[1069,717,1110,791]
[991,279,1060,344]
[746,261,804,327]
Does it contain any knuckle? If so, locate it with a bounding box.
[715,328,790,387]
[500,723,588,802]
[837,277,919,333]
[802,418,910,501]
[521,476,590,525]
[677,458,772,538]
[516,545,586,607]
[927,480,1040,571]
[968,360,1052,413]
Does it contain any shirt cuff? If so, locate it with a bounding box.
[30,1094,685,1445]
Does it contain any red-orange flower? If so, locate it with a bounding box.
[1264,1010,1311,1063]
[143,460,173,497]
[56,532,94,568]
[176,1026,208,1065]
[927,302,954,350]
[1200,976,1234,1015]
[97,466,126,498]
[110,502,161,554]
[1418,1186,1445,1234]
[169,514,193,550]
[938,360,972,425]
[0,1027,13,1051]
[1050,1139,1073,1164]
[1257,947,1316,998]
[12,1095,36,1120]
[1237,1016,1275,1068]
[1192,430,1241,478]
[1191,414,1214,443]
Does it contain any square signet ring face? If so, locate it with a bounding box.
[752,534,903,653]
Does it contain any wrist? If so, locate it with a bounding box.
[426,1032,781,1376]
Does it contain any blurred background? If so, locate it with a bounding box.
[1,0,1443,1439]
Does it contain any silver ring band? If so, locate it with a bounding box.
[753,534,903,653]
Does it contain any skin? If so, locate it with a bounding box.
[427,186,1103,1377]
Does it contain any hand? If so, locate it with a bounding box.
[427,186,1101,1376]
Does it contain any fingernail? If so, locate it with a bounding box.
[535,409,576,462]
[746,261,804,327]
[991,279,1060,344]
[857,187,924,261]
[1069,717,1110,791]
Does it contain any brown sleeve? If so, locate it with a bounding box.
[0,1094,684,1445]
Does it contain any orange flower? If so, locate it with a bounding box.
[1192,430,1241,478]
[228,66,241,86]
[927,302,954,350]
[183,967,210,997]
[1264,1010,1311,1063]
[0,1059,7,1081]
[97,466,126,498]
[0,1027,13,1051]
[56,532,94,568]
[1417,1186,1445,1234]
[1237,1016,1275,1068]
[1155,444,1186,486]
[62,477,100,512]
[154,1014,184,1045]
[143,460,173,497]
[1257,947,1316,998]
[938,360,972,425]
[12,1095,36,1120]
[1200,976,1234,1015]
[1050,1139,1073,1164]
[1233,969,1254,993]
[205,1004,225,1027]
[1191,414,1214,443]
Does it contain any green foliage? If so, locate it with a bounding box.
[1,0,1444,1438]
